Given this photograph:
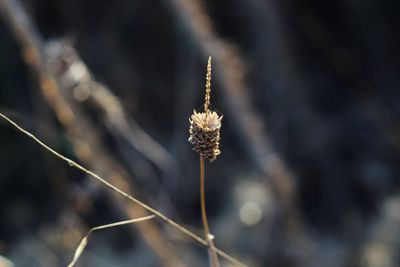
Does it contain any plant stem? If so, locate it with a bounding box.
[200,157,220,267]
[0,111,245,267]
[200,157,209,235]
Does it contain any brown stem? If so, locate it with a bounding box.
[0,111,244,267]
[200,157,220,267]
[200,157,210,236]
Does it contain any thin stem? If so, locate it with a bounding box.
[200,157,220,267]
[200,157,210,236]
[0,112,245,267]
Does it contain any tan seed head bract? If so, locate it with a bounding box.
[188,57,223,162]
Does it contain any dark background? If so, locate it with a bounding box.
[0,0,399,266]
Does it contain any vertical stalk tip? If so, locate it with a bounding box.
[204,56,212,113]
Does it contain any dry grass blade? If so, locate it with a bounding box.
[68,215,156,267]
[1,0,184,264]
[0,112,246,267]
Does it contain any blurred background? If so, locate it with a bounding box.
[0,0,399,266]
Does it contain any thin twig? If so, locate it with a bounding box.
[68,215,156,267]
[200,158,220,267]
[0,0,188,265]
[200,158,210,237]
[0,112,246,267]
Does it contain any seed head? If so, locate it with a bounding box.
[188,57,223,162]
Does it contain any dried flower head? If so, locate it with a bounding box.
[189,57,223,162]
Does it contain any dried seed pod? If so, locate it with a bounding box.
[188,57,222,162]
[189,110,222,161]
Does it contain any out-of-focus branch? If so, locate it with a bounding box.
[0,0,245,266]
[44,40,179,177]
[0,0,75,128]
[0,0,184,266]
[0,0,185,265]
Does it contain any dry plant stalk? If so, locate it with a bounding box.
[68,215,155,267]
[0,111,245,267]
[189,57,222,267]
[0,1,244,265]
